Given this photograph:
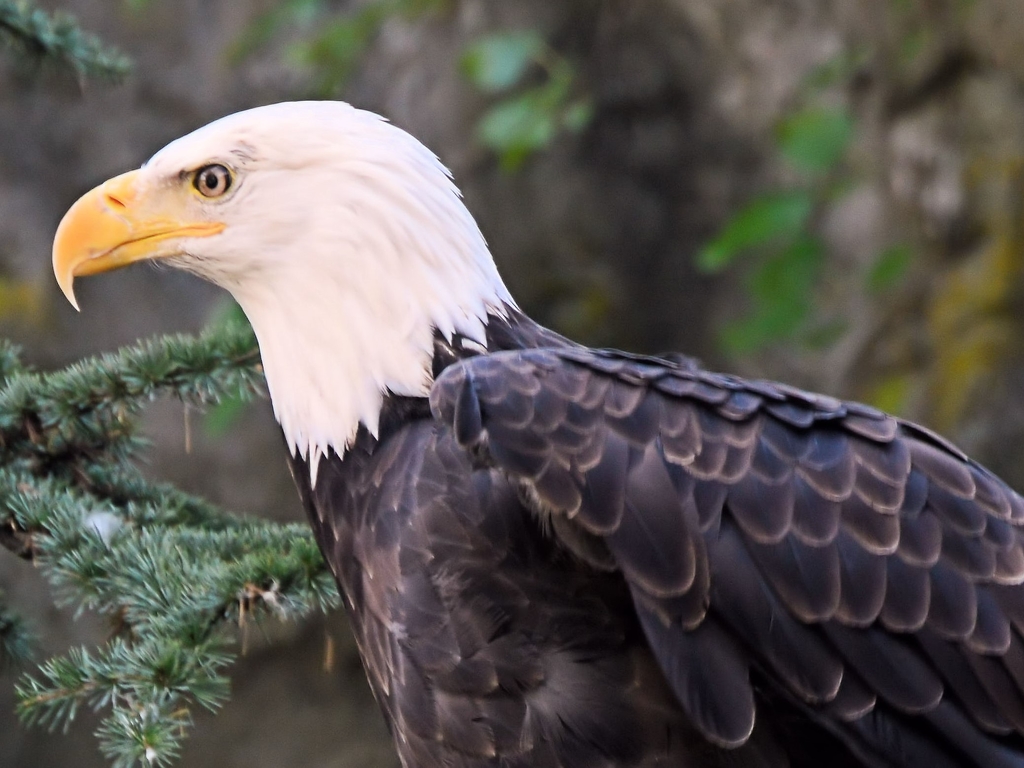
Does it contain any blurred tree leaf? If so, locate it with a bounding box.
[697,191,813,272]
[699,84,873,358]
[899,26,931,66]
[477,91,557,171]
[204,395,249,437]
[475,59,588,171]
[867,244,914,293]
[464,31,590,170]
[722,236,824,353]
[287,6,386,96]
[777,106,854,174]
[802,317,848,350]
[241,11,590,169]
[751,235,824,308]
[460,31,544,93]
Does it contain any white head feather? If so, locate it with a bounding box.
[144,101,514,477]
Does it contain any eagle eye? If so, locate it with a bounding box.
[192,164,233,198]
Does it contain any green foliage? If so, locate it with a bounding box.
[697,192,813,272]
[233,0,445,96]
[228,0,319,63]
[722,236,825,354]
[0,324,263,468]
[776,107,854,174]
[95,695,192,768]
[699,74,914,356]
[0,325,339,767]
[461,31,544,93]
[202,393,249,437]
[462,31,592,171]
[283,3,388,96]
[0,338,23,384]
[0,0,130,81]
[867,244,914,293]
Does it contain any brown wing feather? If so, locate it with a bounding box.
[430,347,1024,763]
[296,422,714,768]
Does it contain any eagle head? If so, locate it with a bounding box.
[52,101,514,469]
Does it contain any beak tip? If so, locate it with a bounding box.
[53,222,80,312]
[55,270,81,312]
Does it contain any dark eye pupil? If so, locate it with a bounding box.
[194,165,231,196]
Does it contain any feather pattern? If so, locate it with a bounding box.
[294,418,800,767]
[430,342,1024,765]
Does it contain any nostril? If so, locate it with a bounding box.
[104,192,127,210]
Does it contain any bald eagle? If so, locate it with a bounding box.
[52,101,1024,768]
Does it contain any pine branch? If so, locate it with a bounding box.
[0,0,130,81]
[0,322,338,766]
[0,323,262,473]
[76,466,247,531]
[0,339,23,384]
[13,505,337,765]
[96,699,191,768]
[0,324,264,555]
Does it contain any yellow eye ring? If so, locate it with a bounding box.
[192,164,233,198]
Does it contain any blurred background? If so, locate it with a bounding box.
[2,0,1024,765]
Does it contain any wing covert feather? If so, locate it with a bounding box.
[430,347,1024,759]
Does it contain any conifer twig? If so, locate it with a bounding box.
[0,325,336,766]
[0,0,131,81]
[0,324,262,469]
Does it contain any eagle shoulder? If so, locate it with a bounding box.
[430,346,1024,766]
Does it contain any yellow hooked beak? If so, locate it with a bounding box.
[52,170,225,310]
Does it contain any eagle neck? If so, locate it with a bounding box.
[288,307,573,478]
[238,282,512,478]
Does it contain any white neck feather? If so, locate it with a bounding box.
[224,137,513,480]
[236,256,510,480]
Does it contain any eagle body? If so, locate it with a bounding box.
[291,386,693,767]
[52,101,1024,768]
[289,308,1024,768]
[289,311,827,768]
